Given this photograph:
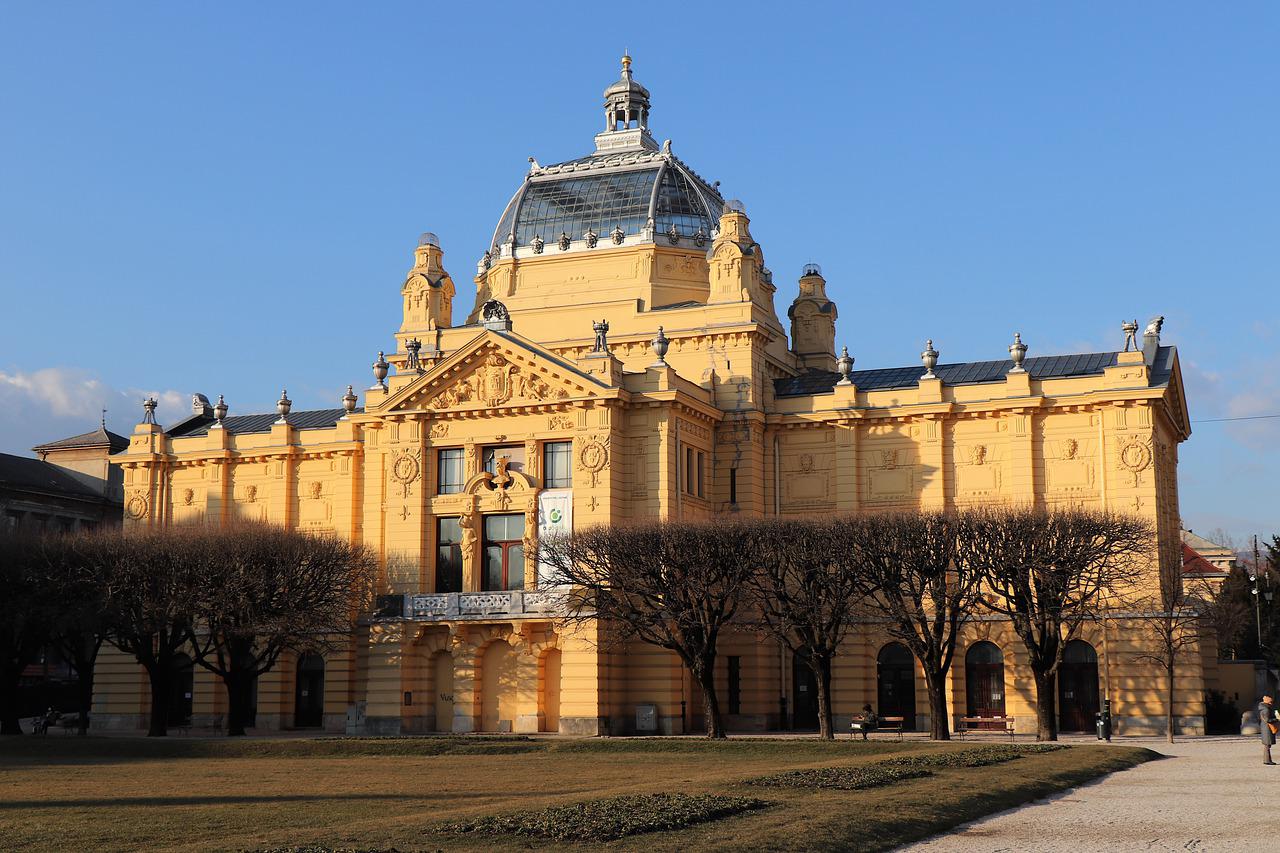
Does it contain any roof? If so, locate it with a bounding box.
[1181,528,1233,555]
[0,452,104,499]
[32,426,129,454]
[167,408,358,439]
[774,347,1175,398]
[490,150,724,253]
[1182,543,1229,577]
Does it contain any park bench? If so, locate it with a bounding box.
[850,715,906,741]
[955,715,1016,741]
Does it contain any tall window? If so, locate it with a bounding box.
[682,446,706,497]
[729,468,737,504]
[436,517,463,593]
[438,448,464,494]
[544,441,572,489]
[482,514,525,591]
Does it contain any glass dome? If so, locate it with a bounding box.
[490,153,724,252]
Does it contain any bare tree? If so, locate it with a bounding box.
[1131,557,1208,744]
[745,517,872,739]
[961,506,1151,741]
[96,530,202,737]
[43,532,110,735]
[187,524,377,736]
[854,511,983,741]
[540,519,758,738]
[0,532,55,735]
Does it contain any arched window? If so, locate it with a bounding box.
[965,641,1006,723]
[876,642,916,730]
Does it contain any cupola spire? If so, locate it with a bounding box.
[596,54,657,153]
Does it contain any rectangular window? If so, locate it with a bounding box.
[436,517,463,593]
[685,447,694,495]
[543,441,572,489]
[729,468,737,504]
[437,448,464,494]
[728,656,741,715]
[696,452,705,499]
[483,445,524,475]
[482,513,525,591]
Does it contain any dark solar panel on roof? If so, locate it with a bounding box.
[772,350,1152,398]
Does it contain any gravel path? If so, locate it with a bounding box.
[899,736,1278,852]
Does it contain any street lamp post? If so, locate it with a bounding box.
[1251,535,1274,650]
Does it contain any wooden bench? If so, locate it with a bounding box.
[850,715,906,741]
[955,716,1016,740]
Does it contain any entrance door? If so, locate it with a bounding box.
[965,642,1006,727]
[167,654,194,727]
[791,652,819,730]
[1058,640,1100,732]
[433,651,454,733]
[877,643,916,730]
[294,653,325,728]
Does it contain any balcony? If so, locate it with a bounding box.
[386,588,571,622]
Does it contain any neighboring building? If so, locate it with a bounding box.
[99,57,1202,736]
[1,422,127,532]
[1181,528,1239,574]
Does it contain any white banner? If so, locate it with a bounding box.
[536,490,573,587]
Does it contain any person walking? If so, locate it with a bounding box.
[1261,694,1277,766]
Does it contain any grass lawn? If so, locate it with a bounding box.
[0,735,1155,852]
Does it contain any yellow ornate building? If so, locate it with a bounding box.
[99,57,1204,737]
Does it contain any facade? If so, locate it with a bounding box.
[1,423,127,533]
[99,58,1203,736]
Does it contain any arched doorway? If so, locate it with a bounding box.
[481,642,518,732]
[433,651,454,733]
[965,641,1006,727]
[1058,639,1099,732]
[791,651,819,731]
[877,643,916,730]
[540,648,561,732]
[294,653,325,728]
[167,654,194,728]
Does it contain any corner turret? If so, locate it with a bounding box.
[400,232,455,337]
[788,264,838,372]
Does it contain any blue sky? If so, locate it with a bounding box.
[1,3,1275,544]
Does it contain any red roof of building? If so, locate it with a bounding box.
[1182,543,1228,577]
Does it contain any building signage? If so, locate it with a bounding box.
[536,490,572,586]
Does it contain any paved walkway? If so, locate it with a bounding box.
[900,736,1279,852]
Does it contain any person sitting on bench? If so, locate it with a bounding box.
[851,703,879,740]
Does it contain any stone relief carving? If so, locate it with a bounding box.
[427,352,571,410]
[547,414,574,431]
[1118,437,1152,487]
[1062,438,1079,460]
[577,435,611,487]
[309,481,323,499]
[967,444,987,466]
[125,491,149,520]
[390,449,422,498]
[430,422,449,439]
[880,449,899,469]
[182,488,195,506]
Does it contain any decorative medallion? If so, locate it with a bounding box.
[1118,438,1152,487]
[391,449,422,498]
[125,492,149,520]
[1062,438,1079,460]
[577,435,611,487]
[182,488,195,506]
[967,444,987,466]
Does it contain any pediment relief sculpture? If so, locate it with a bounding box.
[426,352,574,411]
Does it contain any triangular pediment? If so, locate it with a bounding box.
[380,330,610,414]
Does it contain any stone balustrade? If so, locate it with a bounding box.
[390,588,571,621]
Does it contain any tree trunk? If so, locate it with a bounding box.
[692,660,726,739]
[1166,659,1175,744]
[1033,668,1058,741]
[146,665,171,737]
[224,672,253,737]
[0,663,24,735]
[814,654,835,740]
[924,668,951,740]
